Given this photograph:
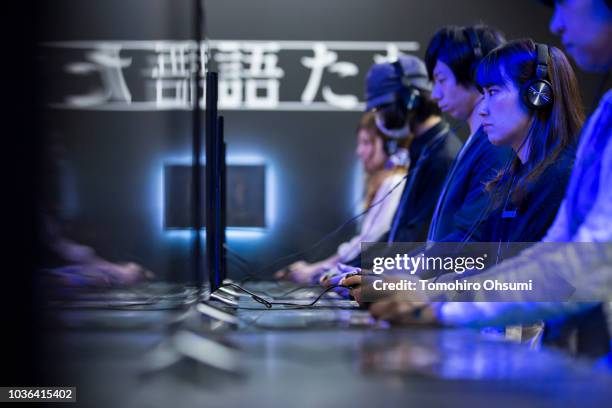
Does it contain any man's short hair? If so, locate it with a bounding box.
[425,24,506,87]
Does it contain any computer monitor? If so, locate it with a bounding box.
[220,126,228,287]
[205,71,225,293]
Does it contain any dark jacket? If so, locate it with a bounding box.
[418,142,575,279]
[482,143,576,244]
[428,127,513,242]
[384,120,461,243]
[345,120,460,267]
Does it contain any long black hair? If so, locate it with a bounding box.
[476,39,585,205]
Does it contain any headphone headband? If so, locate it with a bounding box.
[534,43,550,79]
[391,59,424,111]
[392,60,428,87]
[464,27,483,60]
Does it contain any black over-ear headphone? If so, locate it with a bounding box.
[392,59,424,111]
[464,27,483,59]
[463,26,483,78]
[377,60,425,156]
[522,43,554,109]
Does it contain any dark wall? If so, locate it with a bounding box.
[40,0,604,282]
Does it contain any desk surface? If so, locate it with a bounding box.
[44,285,612,408]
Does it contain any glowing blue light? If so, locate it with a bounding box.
[164,228,266,239]
[352,161,365,216]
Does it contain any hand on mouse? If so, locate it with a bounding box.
[369,295,439,325]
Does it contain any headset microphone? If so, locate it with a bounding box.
[375,114,411,141]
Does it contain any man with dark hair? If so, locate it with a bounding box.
[327,26,510,287]
[423,24,511,244]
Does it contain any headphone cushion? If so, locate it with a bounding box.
[522,78,554,109]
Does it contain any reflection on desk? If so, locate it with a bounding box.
[42,282,612,408]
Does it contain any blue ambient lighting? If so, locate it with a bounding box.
[156,153,276,241]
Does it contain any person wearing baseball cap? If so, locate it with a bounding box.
[361,55,462,246]
[319,55,461,290]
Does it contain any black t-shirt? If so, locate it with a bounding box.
[482,143,577,245]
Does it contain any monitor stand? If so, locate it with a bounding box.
[209,291,239,307]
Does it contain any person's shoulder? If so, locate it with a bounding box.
[439,121,462,156]
[586,89,612,130]
[539,144,576,184]
[380,171,407,190]
[600,89,612,106]
[443,123,462,145]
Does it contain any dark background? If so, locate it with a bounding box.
[38,0,606,283]
[164,164,266,228]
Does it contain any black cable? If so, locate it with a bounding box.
[428,129,531,284]
[226,252,256,277]
[265,285,346,308]
[268,284,322,298]
[236,123,463,283]
[226,256,288,291]
[222,263,319,297]
[224,245,272,284]
[246,174,409,278]
[455,129,529,246]
[224,245,251,268]
[235,123,460,284]
[217,283,349,310]
[219,283,273,308]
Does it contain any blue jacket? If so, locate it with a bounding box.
[428,126,513,242]
[482,143,576,245]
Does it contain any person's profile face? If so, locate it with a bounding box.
[549,0,612,71]
[431,60,481,121]
[478,80,531,152]
[356,129,387,174]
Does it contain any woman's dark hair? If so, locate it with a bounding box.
[476,39,585,204]
[425,24,506,86]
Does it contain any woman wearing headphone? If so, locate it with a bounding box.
[475,39,584,248]
[279,112,409,283]
[343,40,585,296]
[341,40,583,285]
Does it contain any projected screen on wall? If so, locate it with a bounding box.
[164,164,265,229]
